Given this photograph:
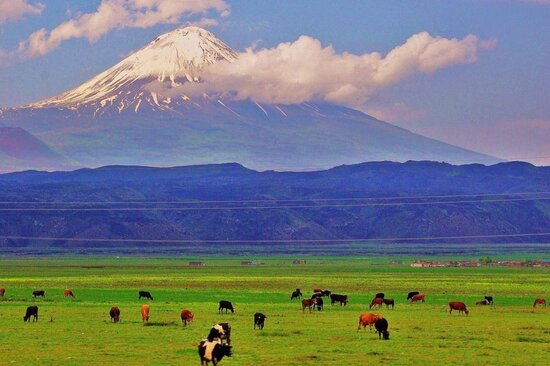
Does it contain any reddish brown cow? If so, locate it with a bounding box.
[369,297,384,309]
[302,298,317,312]
[0,288,5,297]
[64,289,75,298]
[533,298,546,308]
[109,307,120,323]
[141,304,150,323]
[411,293,425,303]
[181,309,194,326]
[357,313,381,332]
[449,301,469,315]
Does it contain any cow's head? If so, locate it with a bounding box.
[382,330,390,340]
[220,344,232,357]
[464,308,469,315]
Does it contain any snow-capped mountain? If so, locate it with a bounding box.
[0,26,499,171]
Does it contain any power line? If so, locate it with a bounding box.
[0,197,547,211]
[0,191,548,205]
[0,232,548,243]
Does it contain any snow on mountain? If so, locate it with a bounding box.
[29,26,237,114]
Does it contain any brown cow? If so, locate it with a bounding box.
[302,298,317,312]
[110,306,120,323]
[449,301,469,315]
[357,313,381,332]
[64,289,75,298]
[141,304,150,323]
[533,298,546,308]
[369,297,384,309]
[181,309,194,326]
[0,288,5,297]
[411,293,425,303]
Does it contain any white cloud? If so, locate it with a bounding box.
[178,32,495,107]
[12,0,229,59]
[0,0,44,24]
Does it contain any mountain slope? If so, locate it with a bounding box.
[0,26,500,171]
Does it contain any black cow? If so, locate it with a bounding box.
[109,306,121,323]
[375,292,385,299]
[407,291,420,301]
[198,339,232,366]
[254,313,267,329]
[23,305,38,322]
[484,296,494,305]
[208,323,231,344]
[383,298,395,309]
[218,301,234,314]
[32,290,45,298]
[315,297,324,311]
[321,290,332,297]
[374,318,390,340]
[291,289,302,300]
[311,292,323,299]
[330,294,348,306]
[138,291,153,300]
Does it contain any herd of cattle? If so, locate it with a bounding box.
[2,286,548,365]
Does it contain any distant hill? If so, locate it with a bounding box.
[0,161,547,254]
[0,127,74,172]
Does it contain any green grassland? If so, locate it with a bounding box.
[0,257,549,365]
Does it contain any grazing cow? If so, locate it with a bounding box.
[374,318,390,340]
[357,313,381,332]
[181,309,194,326]
[533,298,546,308]
[311,292,323,299]
[302,298,317,312]
[291,289,302,300]
[330,294,348,306]
[411,293,425,303]
[383,298,395,309]
[141,304,150,323]
[449,301,469,315]
[109,306,121,323]
[254,313,267,329]
[32,290,45,298]
[64,289,75,298]
[218,301,234,314]
[484,296,494,305]
[375,292,385,299]
[369,297,384,309]
[198,339,232,366]
[315,297,324,311]
[321,290,332,297]
[407,291,420,301]
[23,305,38,322]
[138,291,153,300]
[0,288,5,297]
[476,299,490,306]
[208,323,231,344]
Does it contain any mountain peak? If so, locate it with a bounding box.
[29,26,237,110]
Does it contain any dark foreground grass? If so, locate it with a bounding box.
[0,257,549,365]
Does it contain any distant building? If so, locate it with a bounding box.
[457,260,481,267]
[411,260,445,268]
[293,259,307,265]
[241,260,258,266]
[390,260,403,265]
[189,261,205,267]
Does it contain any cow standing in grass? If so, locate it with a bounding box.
[449,301,469,315]
[198,339,232,366]
[407,291,420,301]
[141,304,150,324]
[0,288,5,297]
[110,307,120,323]
[208,323,231,344]
[330,294,348,306]
[23,306,38,322]
[383,298,395,309]
[484,296,494,305]
[291,289,302,300]
[32,290,45,298]
[375,318,390,340]
[218,301,234,314]
[302,298,317,312]
[411,294,425,303]
[181,309,194,326]
[254,313,266,329]
[369,297,384,309]
[64,289,75,298]
[357,313,381,332]
[139,291,153,300]
[533,298,546,308]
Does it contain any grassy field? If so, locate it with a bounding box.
[0,257,549,365]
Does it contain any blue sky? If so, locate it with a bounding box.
[0,0,548,163]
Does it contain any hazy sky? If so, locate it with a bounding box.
[0,0,548,164]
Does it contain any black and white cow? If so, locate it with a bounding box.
[254,313,267,329]
[208,323,231,345]
[484,295,494,305]
[407,291,420,301]
[315,297,324,311]
[291,289,302,300]
[198,339,232,366]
